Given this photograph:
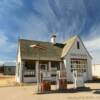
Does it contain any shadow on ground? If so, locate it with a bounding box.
[93,89,100,94]
[35,87,92,95]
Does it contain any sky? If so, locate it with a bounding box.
[0,0,100,64]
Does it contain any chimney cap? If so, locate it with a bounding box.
[51,33,56,44]
[51,33,56,37]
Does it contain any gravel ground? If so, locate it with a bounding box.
[0,83,100,100]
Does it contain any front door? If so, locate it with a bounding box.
[73,69,84,88]
[40,64,47,72]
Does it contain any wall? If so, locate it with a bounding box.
[16,44,23,83]
[64,37,92,82]
[92,64,100,78]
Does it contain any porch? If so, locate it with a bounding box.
[22,60,64,83]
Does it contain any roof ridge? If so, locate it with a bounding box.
[19,38,63,44]
[64,35,78,44]
[61,35,78,57]
[19,39,64,61]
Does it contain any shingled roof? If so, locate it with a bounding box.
[19,39,64,61]
[19,36,77,61]
[61,36,77,57]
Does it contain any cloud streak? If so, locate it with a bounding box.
[0,0,100,63]
[84,37,100,51]
[0,32,17,61]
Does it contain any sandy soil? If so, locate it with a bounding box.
[0,75,15,86]
[0,83,100,100]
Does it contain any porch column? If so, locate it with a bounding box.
[48,61,51,72]
[19,61,24,83]
[36,60,41,92]
[48,61,51,77]
[60,62,63,71]
[36,61,39,82]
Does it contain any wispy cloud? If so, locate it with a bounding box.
[0,32,17,61]
[84,37,100,51]
[22,0,88,41]
[0,0,100,63]
[0,0,23,8]
[84,35,100,64]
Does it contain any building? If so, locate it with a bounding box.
[0,62,16,75]
[92,64,100,78]
[16,35,92,83]
[0,66,4,74]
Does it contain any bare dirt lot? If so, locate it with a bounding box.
[0,75,100,100]
[0,83,100,100]
[0,75,15,86]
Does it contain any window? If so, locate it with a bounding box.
[24,61,36,77]
[51,62,60,71]
[77,41,80,49]
[51,61,60,77]
[70,59,87,73]
[25,62,35,70]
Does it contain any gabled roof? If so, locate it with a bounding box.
[61,35,77,57]
[78,36,92,59]
[62,35,92,58]
[19,35,91,61]
[19,39,64,61]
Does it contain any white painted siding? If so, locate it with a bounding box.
[64,37,92,82]
[16,36,92,83]
[24,77,37,83]
[64,55,72,82]
[87,59,92,80]
[68,37,91,57]
[92,64,100,78]
[16,44,22,83]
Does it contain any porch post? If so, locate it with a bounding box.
[20,61,24,83]
[48,61,51,72]
[60,62,63,71]
[36,61,39,79]
[36,61,39,81]
[36,60,40,92]
[48,61,52,76]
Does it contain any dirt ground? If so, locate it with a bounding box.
[0,83,100,100]
[0,75,16,86]
[0,75,100,100]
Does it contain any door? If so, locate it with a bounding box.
[73,66,84,88]
[40,64,51,80]
[40,64,47,72]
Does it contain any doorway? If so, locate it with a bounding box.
[40,64,48,72]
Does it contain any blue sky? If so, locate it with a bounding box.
[0,0,100,64]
